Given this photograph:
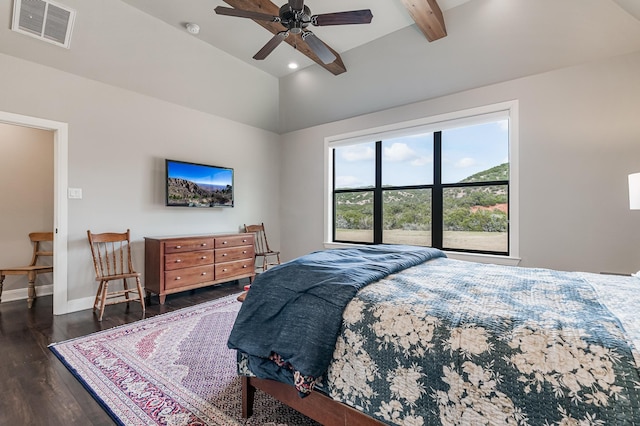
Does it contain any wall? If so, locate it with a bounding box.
[280,50,640,274]
[0,52,281,308]
[0,123,54,297]
[0,0,280,133]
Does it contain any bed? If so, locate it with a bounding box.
[227,245,640,425]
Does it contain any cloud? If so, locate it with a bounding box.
[383,142,417,162]
[341,145,375,162]
[455,157,478,168]
[411,156,432,166]
[335,175,364,188]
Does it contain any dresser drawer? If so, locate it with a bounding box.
[164,238,214,254]
[165,265,214,289]
[215,234,254,249]
[164,250,214,271]
[215,246,253,263]
[216,259,253,280]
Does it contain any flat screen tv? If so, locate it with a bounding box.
[165,159,234,207]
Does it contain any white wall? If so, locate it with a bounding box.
[0,123,54,294]
[0,52,281,307]
[0,0,280,133]
[280,50,640,274]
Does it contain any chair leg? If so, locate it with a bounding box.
[123,278,130,304]
[27,271,36,309]
[98,282,109,321]
[136,277,145,313]
[262,256,267,272]
[93,281,104,312]
[0,273,5,304]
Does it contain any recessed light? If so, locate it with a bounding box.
[288,62,299,70]
[186,23,200,34]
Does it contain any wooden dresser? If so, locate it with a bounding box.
[144,233,255,304]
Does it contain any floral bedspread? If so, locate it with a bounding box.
[229,245,445,388]
[316,258,640,425]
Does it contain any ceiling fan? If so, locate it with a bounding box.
[214,0,373,65]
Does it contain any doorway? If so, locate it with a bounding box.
[0,110,68,315]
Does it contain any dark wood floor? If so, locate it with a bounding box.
[0,280,247,425]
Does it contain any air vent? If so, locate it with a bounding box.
[11,0,76,48]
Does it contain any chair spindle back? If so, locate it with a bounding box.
[87,230,135,279]
[244,223,270,254]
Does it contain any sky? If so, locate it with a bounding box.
[167,160,233,186]
[335,120,509,188]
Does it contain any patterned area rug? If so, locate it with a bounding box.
[49,294,319,426]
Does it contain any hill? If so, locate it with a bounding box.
[459,163,509,183]
[336,163,509,234]
[167,178,232,207]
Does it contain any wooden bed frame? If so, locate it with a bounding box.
[242,376,385,425]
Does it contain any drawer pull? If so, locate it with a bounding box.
[243,265,248,268]
[222,253,227,257]
[175,259,182,263]
[175,245,182,249]
[242,239,247,243]
[222,241,228,245]
[222,268,227,272]
[201,256,207,259]
[201,272,207,276]
[242,250,247,254]
[201,243,207,247]
[175,276,181,280]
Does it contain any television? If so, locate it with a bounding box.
[165,159,234,207]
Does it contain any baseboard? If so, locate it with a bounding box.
[0,286,140,314]
[66,295,96,312]
[0,284,53,303]
[0,286,96,313]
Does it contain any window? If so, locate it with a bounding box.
[327,102,517,256]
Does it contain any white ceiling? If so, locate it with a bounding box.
[2,0,640,133]
[120,0,473,78]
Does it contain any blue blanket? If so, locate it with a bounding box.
[227,245,445,382]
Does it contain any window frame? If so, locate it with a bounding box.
[324,101,520,264]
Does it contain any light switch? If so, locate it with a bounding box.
[68,188,83,199]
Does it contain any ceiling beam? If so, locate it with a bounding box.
[222,0,347,75]
[399,0,447,41]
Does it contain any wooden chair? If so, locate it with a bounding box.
[0,232,54,308]
[244,223,280,272]
[87,229,145,321]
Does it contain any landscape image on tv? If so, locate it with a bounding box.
[166,159,234,207]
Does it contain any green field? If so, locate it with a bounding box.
[335,229,507,252]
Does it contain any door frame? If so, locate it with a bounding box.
[0,111,68,315]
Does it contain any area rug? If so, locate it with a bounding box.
[49,294,319,426]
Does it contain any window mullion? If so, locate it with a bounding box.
[332,149,337,243]
[432,132,443,248]
[373,141,383,244]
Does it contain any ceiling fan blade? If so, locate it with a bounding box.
[288,0,304,12]
[214,6,279,22]
[312,10,373,26]
[301,31,336,64]
[253,31,289,60]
